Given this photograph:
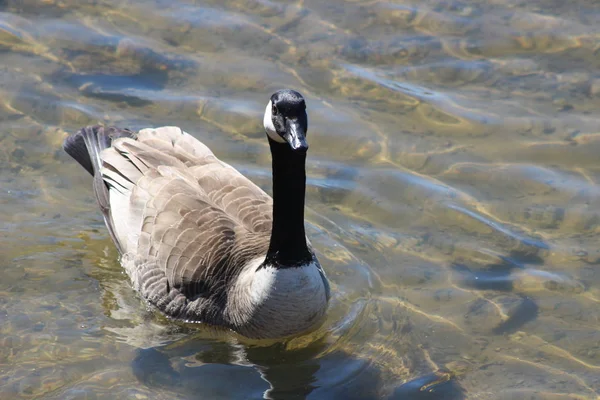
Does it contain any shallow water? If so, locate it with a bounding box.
[1,0,599,399]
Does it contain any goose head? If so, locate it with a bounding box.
[263,89,308,152]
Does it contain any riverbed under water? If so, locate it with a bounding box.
[1,0,600,399]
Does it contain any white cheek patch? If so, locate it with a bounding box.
[263,100,285,143]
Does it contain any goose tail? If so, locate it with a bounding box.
[63,125,134,176]
[63,125,135,254]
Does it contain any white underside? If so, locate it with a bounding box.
[107,187,133,249]
[227,257,329,338]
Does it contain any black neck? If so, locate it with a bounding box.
[265,138,312,267]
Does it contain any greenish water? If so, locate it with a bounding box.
[1,0,600,398]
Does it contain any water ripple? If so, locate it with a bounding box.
[1,0,600,398]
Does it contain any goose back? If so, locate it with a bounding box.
[68,126,275,324]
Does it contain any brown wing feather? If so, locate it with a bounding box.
[98,126,271,321]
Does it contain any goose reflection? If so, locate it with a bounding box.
[130,330,465,400]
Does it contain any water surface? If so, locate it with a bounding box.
[1,0,600,399]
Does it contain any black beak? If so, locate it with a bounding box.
[283,119,308,152]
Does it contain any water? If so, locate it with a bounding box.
[1,0,599,398]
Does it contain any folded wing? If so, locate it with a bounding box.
[98,126,272,318]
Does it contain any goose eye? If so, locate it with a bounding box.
[272,105,279,116]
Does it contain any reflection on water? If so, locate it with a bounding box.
[1,0,600,398]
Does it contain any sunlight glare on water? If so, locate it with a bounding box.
[1,0,600,399]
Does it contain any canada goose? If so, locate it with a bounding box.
[63,89,330,339]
